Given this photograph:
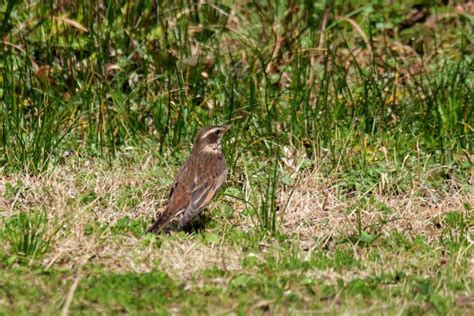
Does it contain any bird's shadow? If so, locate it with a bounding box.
[162,213,212,235]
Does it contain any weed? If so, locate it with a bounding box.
[2,209,58,264]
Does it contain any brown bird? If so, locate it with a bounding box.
[148,125,231,233]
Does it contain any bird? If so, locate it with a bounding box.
[147,125,231,233]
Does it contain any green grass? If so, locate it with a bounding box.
[0,0,473,314]
[0,230,471,314]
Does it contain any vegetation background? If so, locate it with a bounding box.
[0,0,472,314]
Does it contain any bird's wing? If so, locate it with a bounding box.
[178,171,226,228]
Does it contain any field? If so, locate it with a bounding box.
[0,0,473,314]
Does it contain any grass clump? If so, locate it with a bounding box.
[2,209,58,264]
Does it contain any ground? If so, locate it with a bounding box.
[0,150,472,314]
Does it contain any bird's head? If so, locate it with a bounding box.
[192,125,231,153]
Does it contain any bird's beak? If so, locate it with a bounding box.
[223,124,232,132]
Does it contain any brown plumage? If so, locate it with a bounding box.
[148,125,231,233]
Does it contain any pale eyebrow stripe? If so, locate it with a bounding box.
[200,128,219,139]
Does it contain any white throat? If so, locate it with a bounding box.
[201,143,221,153]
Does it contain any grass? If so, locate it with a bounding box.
[0,0,473,314]
[0,149,471,314]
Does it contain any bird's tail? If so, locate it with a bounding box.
[147,212,172,234]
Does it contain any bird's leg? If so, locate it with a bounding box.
[177,214,196,230]
[177,217,188,230]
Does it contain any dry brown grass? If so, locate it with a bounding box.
[0,153,472,280]
[280,170,473,245]
[0,155,244,278]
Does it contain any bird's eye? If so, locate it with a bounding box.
[215,130,221,135]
